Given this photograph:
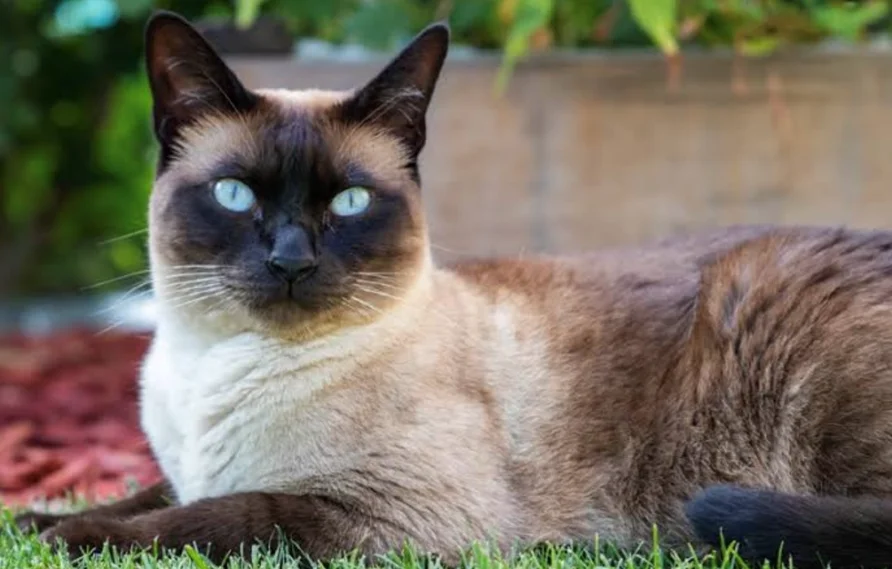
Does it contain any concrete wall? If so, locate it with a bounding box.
[229,51,892,263]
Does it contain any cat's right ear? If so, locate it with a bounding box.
[144,11,255,147]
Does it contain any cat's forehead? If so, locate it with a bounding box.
[165,88,410,185]
[257,87,350,110]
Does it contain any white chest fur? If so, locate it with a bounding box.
[139,320,366,504]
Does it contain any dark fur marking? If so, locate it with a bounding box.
[686,485,892,569]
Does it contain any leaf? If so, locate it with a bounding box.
[627,0,678,55]
[809,0,888,41]
[495,0,554,94]
[234,0,268,29]
[737,34,781,57]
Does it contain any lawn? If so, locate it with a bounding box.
[0,506,781,569]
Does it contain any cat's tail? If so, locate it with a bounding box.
[684,484,892,569]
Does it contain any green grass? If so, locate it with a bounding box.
[0,508,782,569]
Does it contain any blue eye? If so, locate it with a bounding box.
[213,178,256,212]
[329,187,371,217]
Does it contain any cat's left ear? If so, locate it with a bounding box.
[145,11,255,148]
[343,23,450,158]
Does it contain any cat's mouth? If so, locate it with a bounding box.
[263,281,313,306]
[232,274,339,318]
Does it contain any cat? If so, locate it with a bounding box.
[15,9,892,569]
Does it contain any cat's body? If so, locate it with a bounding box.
[17,11,892,569]
[143,223,892,556]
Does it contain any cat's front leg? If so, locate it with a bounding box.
[41,491,387,564]
[16,481,173,534]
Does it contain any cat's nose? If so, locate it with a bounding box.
[267,225,318,283]
[267,253,317,283]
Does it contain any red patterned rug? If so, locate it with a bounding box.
[0,329,161,507]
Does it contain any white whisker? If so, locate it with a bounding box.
[164,283,224,302]
[97,228,149,246]
[95,321,125,336]
[93,279,154,316]
[352,284,403,303]
[83,270,151,290]
[162,276,226,289]
[167,289,226,312]
[355,271,407,276]
[353,277,402,291]
[162,281,225,302]
[348,295,384,317]
[164,264,228,272]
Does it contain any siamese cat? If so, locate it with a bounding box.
[16,10,892,569]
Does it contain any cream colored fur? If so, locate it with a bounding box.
[140,242,540,554]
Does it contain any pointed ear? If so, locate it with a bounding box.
[342,23,450,159]
[144,11,255,147]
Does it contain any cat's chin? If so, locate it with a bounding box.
[241,286,331,317]
[235,292,374,339]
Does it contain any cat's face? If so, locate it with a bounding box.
[144,12,448,335]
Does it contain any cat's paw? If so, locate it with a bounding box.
[40,517,148,558]
[14,510,68,534]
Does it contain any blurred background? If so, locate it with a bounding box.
[2,0,892,507]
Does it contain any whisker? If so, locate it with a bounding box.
[352,284,404,303]
[164,276,223,289]
[342,299,372,321]
[166,289,227,312]
[97,228,149,246]
[348,295,384,317]
[83,270,151,291]
[163,283,225,303]
[164,264,229,271]
[93,280,154,315]
[95,320,126,337]
[352,278,402,291]
[161,280,225,302]
[355,271,407,276]
[358,282,460,330]
[162,268,227,276]
[156,270,226,282]
[161,275,226,289]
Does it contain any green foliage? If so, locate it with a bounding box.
[235,0,267,29]
[4,0,892,295]
[495,0,555,94]
[0,0,223,296]
[1,1,152,296]
[236,0,892,106]
[489,0,891,87]
[628,0,678,56]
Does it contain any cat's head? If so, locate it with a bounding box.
[144,11,448,337]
